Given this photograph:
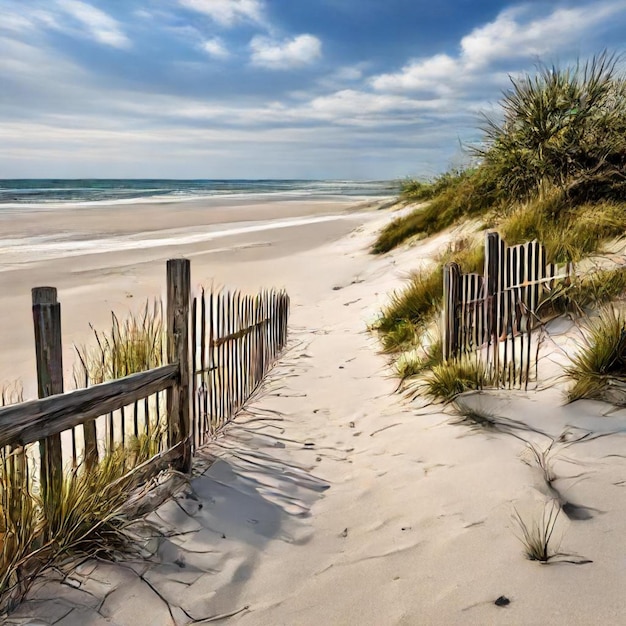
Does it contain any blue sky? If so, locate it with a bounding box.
[1,0,625,179]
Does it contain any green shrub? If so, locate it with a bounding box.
[477,52,626,203]
[375,53,626,255]
[400,179,436,201]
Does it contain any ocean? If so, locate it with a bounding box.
[0,179,399,209]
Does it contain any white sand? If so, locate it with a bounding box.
[4,199,626,625]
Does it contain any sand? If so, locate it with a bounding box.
[3,197,626,625]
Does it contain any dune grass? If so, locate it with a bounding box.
[374,169,497,254]
[374,53,626,255]
[1,303,170,613]
[0,434,160,614]
[376,239,484,353]
[538,266,626,319]
[394,336,443,384]
[423,356,493,402]
[566,307,626,402]
[499,192,626,263]
[74,299,164,386]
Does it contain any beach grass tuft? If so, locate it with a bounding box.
[566,307,626,402]
[513,500,563,562]
[394,336,443,383]
[0,435,160,614]
[423,357,492,402]
[376,239,484,354]
[1,302,169,613]
[74,299,164,386]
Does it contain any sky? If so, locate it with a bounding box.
[1,0,625,180]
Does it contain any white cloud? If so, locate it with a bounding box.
[179,0,264,27]
[371,54,458,94]
[56,0,130,48]
[370,0,626,93]
[250,34,322,70]
[460,3,623,68]
[201,37,230,59]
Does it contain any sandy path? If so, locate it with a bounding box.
[6,210,626,625]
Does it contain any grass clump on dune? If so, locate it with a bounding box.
[499,191,626,263]
[374,169,497,254]
[566,307,626,402]
[539,266,626,318]
[394,336,443,384]
[0,438,159,614]
[1,303,169,613]
[377,268,443,342]
[423,357,492,402]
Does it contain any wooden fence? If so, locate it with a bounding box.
[443,231,570,388]
[0,259,289,506]
[191,289,289,447]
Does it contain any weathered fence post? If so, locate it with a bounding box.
[484,232,501,371]
[166,259,192,473]
[442,263,461,361]
[32,287,63,506]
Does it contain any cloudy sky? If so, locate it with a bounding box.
[1,0,625,180]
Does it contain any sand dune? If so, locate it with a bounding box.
[4,200,626,625]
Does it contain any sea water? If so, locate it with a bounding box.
[0,179,399,209]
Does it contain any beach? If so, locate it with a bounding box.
[0,195,380,396]
[3,194,626,625]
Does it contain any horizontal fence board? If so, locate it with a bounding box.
[0,364,179,447]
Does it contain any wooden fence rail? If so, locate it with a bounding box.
[0,365,179,448]
[443,231,570,388]
[0,258,290,509]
